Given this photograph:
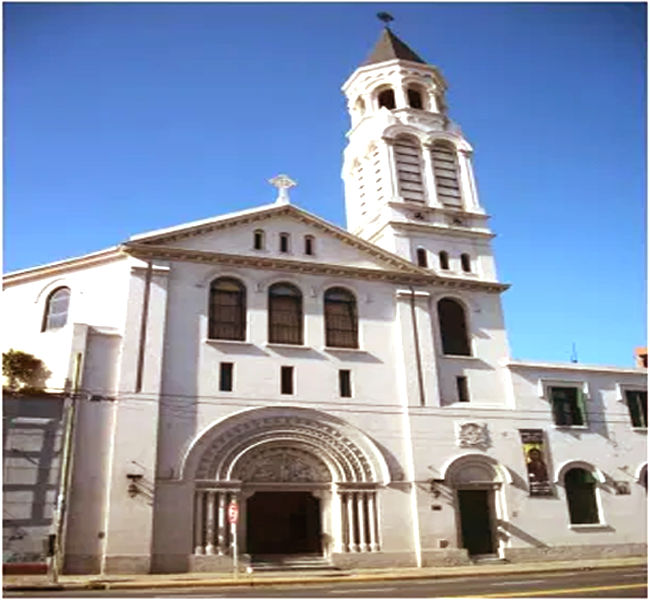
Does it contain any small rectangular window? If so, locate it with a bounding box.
[625,390,648,428]
[416,248,428,268]
[339,370,352,398]
[549,386,585,427]
[280,233,290,253]
[305,236,314,256]
[253,230,264,250]
[281,366,294,395]
[219,363,234,392]
[456,376,469,402]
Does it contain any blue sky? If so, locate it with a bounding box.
[4,2,646,367]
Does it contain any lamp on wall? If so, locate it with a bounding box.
[126,473,143,497]
[429,478,445,498]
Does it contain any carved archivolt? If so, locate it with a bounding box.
[233,446,331,483]
[183,407,389,484]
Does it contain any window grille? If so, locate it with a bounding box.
[268,283,303,345]
[209,278,246,341]
[324,287,359,349]
[438,298,471,356]
[42,287,71,331]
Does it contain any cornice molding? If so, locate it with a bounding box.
[3,247,126,287]
[122,242,509,293]
[390,220,495,240]
[133,203,435,276]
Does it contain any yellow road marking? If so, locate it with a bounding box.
[454,582,647,598]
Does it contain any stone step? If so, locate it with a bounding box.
[251,554,337,572]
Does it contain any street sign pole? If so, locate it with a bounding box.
[228,500,239,578]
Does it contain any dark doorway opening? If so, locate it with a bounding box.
[246,491,321,556]
[457,489,496,556]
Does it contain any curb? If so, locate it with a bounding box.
[4,557,647,592]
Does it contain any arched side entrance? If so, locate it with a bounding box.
[180,407,389,560]
[441,454,509,558]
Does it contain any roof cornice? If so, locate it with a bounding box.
[505,359,646,376]
[3,247,126,287]
[122,242,509,293]
[132,203,432,276]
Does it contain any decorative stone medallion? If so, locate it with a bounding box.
[456,422,489,448]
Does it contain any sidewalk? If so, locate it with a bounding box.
[3,555,646,592]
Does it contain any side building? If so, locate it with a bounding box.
[3,25,646,574]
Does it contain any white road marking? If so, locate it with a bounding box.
[489,579,545,586]
[623,573,647,578]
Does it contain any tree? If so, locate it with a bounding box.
[2,349,51,392]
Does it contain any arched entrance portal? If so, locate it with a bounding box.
[181,407,390,563]
[247,491,321,555]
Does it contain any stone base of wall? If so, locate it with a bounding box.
[421,548,470,567]
[103,555,151,574]
[189,554,249,572]
[64,554,101,574]
[331,551,417,569]
[503,543,647,563]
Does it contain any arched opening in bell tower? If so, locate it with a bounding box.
[377,88,396,110]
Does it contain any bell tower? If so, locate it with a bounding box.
[342,19,499,283]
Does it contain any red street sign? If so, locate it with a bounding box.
[228,501,239,524]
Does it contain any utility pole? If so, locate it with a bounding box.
[49,352,83,583]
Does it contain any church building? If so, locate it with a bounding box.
[3,25,647,574]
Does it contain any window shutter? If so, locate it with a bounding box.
[431,142,462,207]
[394,137,425,203]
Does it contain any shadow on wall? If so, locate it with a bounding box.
[497,520,548,548]
[2,394,65,565]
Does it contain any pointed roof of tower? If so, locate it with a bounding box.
[362,27,426,66]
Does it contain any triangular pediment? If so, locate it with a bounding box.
[127,203,426,275]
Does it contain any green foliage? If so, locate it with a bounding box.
[2,349,50,392]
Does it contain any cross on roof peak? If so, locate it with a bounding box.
[269,174,297,204]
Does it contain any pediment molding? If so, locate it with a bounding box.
[131,204,427,273]
[122,242,509,293]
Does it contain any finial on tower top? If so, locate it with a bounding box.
[269,174,297,204]
[377,11,394,27]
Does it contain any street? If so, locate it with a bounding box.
[4,565,647,598]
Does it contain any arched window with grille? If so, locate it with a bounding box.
[394,135,425,203]
[431,141,462,207]
[42,287,71,331]
[565,468,600,525]
[269,283,303,345]
[438,298,471,356]
[324,287,359,349]
[209,278,246,341]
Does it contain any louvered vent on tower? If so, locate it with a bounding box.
[394,136,425,203]
[431,142,462,207]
